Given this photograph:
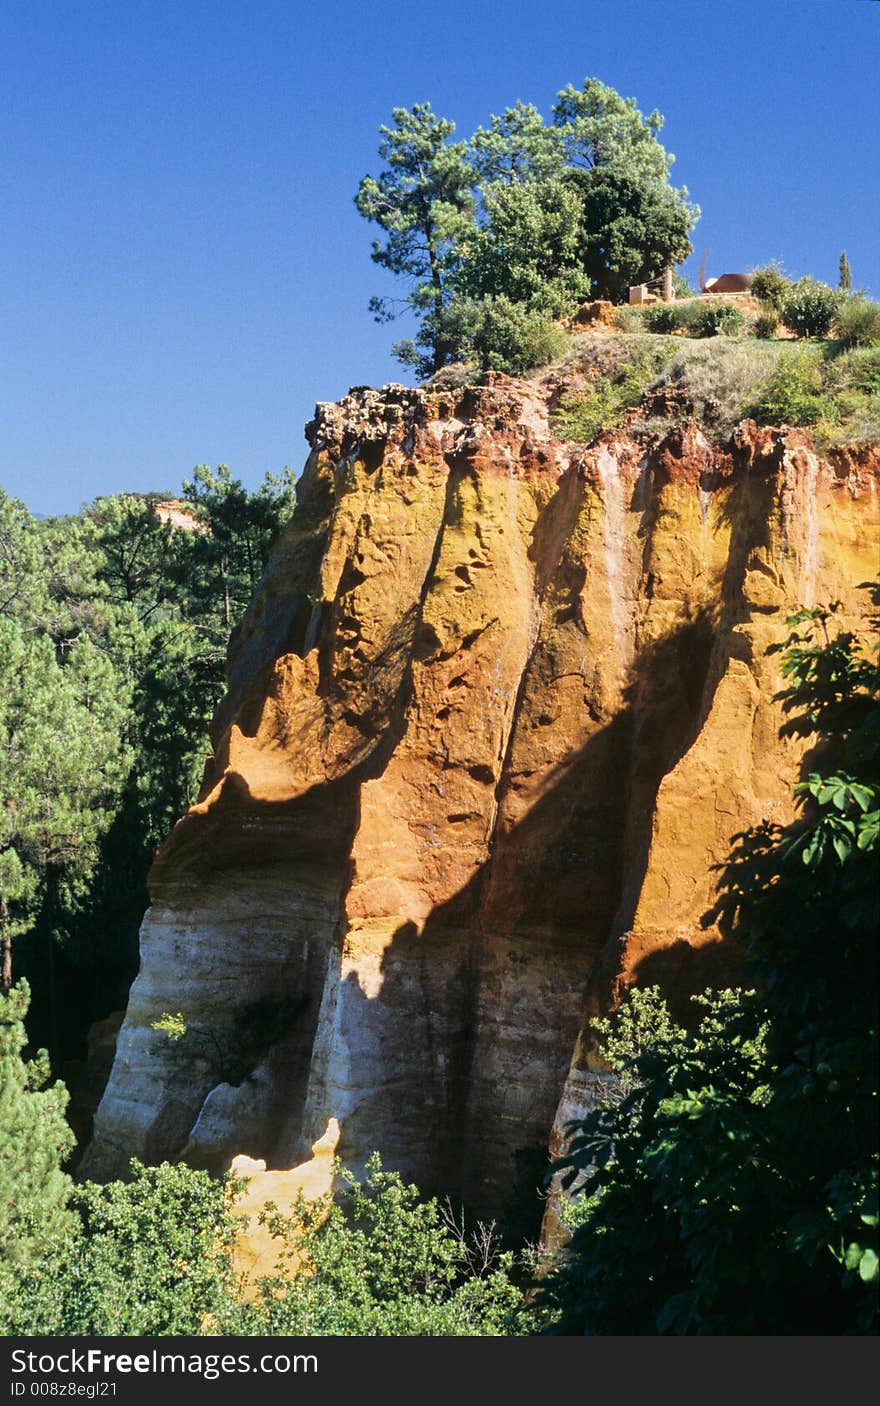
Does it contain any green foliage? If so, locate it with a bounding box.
[442,294,569,375]
[0,981,75,1333]
[839,251,853,292]
[471,81,696,307]
[750,262,792,312]
[552,381,624,443]
[591,984,688,1095]
[754,308,780,339]
[753,348,828,425]
[543,591,879,1334]
[0,544,133,989]
[834,295,880,348]
[645,338,780,434]
[181,464,297,640]
[611,305,646,332]
[454,177,591,316]
[567,332,878,446]
[828,346,880,397]
[220,1155,535,1337]
[8,1148,532,1337]
[551,78,673,184]
[573,165,694,304]
[782,276,839,338]
[645,300,744,338]
[151,1010,187,1041]
[355,105,476,377]
[544,987,771,1331]
[65,1163,237,1335]
[552,342,672,442]
[643,302,682,333]
[468,100,561,185]
[10,1160,238,1335]
[691,302,745,337]
[748,343,879,444]
[358,78,699,375]
[0,492,50,629]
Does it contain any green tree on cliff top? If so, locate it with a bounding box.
[357,79,698,376]
[355,104,476,377]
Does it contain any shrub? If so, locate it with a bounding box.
[553,343,673,441]
[782,277,838,338]
[646,300,744,338]
[754,349,828,425]
[541,598,880,1335]
[834,295,880,347]
[553,379,624,442]
[830,345,880,396]
[9,1147,536,1337]
[644,303,681,333]
[220,1155,535,1337]
[7,1160,238,1335]
[648,339,779,433]
[751,262,792,311]
[754,309,780,339]
[692,303,745,337]
[444,295,569,374]
[611,305,646,332]
[819,346,880,444]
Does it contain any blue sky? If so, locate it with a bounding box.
[1,0,877,516]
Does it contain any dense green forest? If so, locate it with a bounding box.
[0,466,295,1074]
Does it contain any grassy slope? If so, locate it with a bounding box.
[540,332,880,449]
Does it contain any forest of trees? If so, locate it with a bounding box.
[0,467,295,1068]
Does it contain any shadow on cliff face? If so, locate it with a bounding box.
[312,607,721,1243]
[627,938,744,1027]
[89,605,730,1234]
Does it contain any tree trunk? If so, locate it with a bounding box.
[424,213,447,374]
[222,553,231,640]
[1,895,12,994]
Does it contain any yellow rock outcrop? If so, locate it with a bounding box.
[83,370,879,1235]
[230,1118,339,1293]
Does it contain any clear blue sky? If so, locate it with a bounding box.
[2,0,878,516]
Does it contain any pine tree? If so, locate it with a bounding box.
[839,251,853,291]
[0,980,74,1331]
[0,617,132,992]
[355,105,476,376]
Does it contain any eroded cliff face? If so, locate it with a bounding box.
[83,372,879,1230]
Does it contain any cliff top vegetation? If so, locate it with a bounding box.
[355,78,880,397]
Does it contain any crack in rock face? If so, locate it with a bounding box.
[82,375,880,1238]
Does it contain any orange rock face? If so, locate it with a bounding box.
[84,375,879,1232]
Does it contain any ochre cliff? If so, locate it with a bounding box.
[83,370,879,1232]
